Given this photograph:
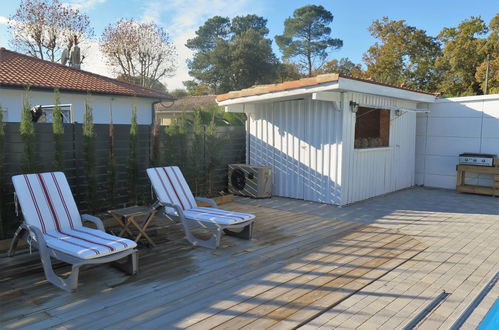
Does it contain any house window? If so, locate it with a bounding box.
[34,105,72,123]
[354,107,390,149]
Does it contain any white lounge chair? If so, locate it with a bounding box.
[147,166,255,249]
[8,172,138,292]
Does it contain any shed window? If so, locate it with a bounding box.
[354,107,390,149]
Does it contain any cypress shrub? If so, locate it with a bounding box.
[52,88,64,171]
[108,108,116,207]
[20,88,36,173]
[83,96,97,212]
[128,105,138,204]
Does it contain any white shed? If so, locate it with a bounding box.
[0,48,171,124]
[217,74,437,205]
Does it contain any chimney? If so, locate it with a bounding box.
[69,35,81,69]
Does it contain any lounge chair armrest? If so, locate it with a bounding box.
[195,197,218,208]
[158,201,185,217]
[81,214,105,231]
[21,223,47,246]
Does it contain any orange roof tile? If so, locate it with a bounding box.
[0,48,171,99]
[216,73,437,102]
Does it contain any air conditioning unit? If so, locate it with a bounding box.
[228,164,272,198]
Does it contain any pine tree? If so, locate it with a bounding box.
[52,88,64,171]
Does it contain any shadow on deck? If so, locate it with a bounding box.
[0,202,425,329]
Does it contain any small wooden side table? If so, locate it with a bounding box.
[108,206,158,247]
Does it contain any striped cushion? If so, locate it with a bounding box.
[13,172,82,231]
[183,207,255,225]
[45,227,136,260]
[12,172,136,260]
[147,166,197,211]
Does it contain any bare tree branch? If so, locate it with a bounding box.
[8,0,93,62]
[100,19,177,89]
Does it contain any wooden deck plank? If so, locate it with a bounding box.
[4,204,362,329]
[175,229,393,328]
[203,235,415,330]
[146,229,397,329]
[57,220,361,329]
[3,187,489,330]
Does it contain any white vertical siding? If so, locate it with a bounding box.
[248,97,343,204]
[341,92,418,204]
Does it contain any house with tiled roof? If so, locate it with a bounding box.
[155,95,216,125]
[0,48,172,124]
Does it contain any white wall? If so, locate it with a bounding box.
[416,94,499,189]
[341,92,419,204]
[0,88,155,124]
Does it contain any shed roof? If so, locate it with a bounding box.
[0,48,171,99]
[216,73,438,103]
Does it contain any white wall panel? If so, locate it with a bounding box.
[248,98,343,204]
[416,95,499,189]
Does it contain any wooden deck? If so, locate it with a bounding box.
[0,202,424,329]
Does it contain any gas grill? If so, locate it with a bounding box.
[458,153,496,167]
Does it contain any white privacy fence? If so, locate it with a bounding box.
[416,94,499,189]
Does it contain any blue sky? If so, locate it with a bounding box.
[0,0,497,90]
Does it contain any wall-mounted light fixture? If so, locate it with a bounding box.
[395,109,402,116]
[349,101,359,113]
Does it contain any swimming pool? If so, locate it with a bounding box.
[478,298,499,330]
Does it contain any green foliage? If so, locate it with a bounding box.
[319,58,364,77]
[363,17,442,92]
[177,110,188,170]
[183,80,212,95]
[20,88,36,173]
[190,110,205,195]
[83,96,97,212]
[52,88,64,171]
[170,89,188,99]
[150,123,161,167]
[186,15,279,93]
[128,105,138,203]
[193,104,245,126]
[162,117,179,166]
[476,14,499,94]
[204,109,227,196]
[231,15,269,36]
[108,112,116,207]
[275,5,342,76]
[276,62,303,83]
[436,16,489,96]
